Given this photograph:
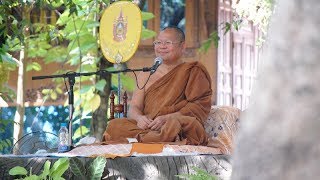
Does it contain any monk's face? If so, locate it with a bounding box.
[154,29,185,64]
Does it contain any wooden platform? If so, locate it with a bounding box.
[0,154,231,179]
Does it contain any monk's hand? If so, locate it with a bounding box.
[148,114,170,131]
[136,115,152,130]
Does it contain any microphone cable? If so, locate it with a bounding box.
[132,70,152,90]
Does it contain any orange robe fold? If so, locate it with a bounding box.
[103,62,212,145]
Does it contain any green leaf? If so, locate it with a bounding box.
[223,22,231,35]
[41,160,51,178]
[0,53,18,66]
[81,110,92,120]
[80,64,96,72]
[120,74,135,92]
[69,55,81,66]
[141,12,154,21]
[50,157,69,178]
[28,39,51,58]
[50,158,68,173]
[9,166,28,176]
[42,89,52,95]
[141,28,156,40]
[199,39,212,53]
[86,21,100,29]
[50,0,64,8]
[176,166,217,180]
[73,126,89,140]
[56,10,71,26]
[26,62,42,72]
[50,91,58,100]
[6,138,12,147]
[24,175,40,180]
[69,157,87,178]
[88,94,100,112]
[80,85,92,94]
[2,140,8,148]
[44,46,68,63]
[88,156,106,180]
[69,46,80,55]
[95,79,106,92]
[55,87,63,94]
[199,31,220,53]
[111,73,135,92]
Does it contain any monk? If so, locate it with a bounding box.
[103,26,212,145]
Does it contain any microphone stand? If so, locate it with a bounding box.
[32,67,153,151]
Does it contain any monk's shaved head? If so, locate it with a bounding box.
[162,26,185,42]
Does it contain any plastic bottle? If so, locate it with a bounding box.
[58,122,70,153]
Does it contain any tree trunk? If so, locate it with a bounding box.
[232,0,320,179]
[91,58,112,140]
[13,6,31,146]
[136,0,147,10]
[0,155,231,179]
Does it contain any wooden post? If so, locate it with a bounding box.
[123,91,128,117]
[109,91,115,119]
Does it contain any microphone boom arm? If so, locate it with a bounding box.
[32,66,156,151]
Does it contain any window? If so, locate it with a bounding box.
[140,0,200,50]
[160,0,185,31]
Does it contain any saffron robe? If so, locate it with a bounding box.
[103,62,212,145]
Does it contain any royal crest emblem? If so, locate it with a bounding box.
[113,8,127,42]
[100,1,141,63]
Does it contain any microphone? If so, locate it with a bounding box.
[150,57,163,75]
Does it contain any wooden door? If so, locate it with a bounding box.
[217,0,260,110]
[217,0,233,107]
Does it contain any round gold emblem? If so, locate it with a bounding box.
[100,1,142,63]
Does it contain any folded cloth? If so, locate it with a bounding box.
[130,143,164,154]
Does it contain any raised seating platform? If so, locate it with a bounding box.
[1,106,239,179]
[0,154,231,179]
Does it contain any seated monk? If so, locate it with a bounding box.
[103,26,212,145]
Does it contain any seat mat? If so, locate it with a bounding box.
[61,143,221,158]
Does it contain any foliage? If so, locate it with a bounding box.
[69,156,107,180]
[200,0,275,51]
[0,45,18,102]
[0,63,10,91]
[176,167,217,180]
[198,31,219,53]
[141,11,157,39]
[9,157,69,180]
[0,116,13,153]
[0,137,12,154]
[0,104,14,154]
[232,0,275,35]
[73,126,89,140]
[0,0,156,142]
[8,156,107,179]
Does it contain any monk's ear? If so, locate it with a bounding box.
[181,41,186,54]
[181,41,186,49]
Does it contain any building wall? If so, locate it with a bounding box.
[4,1,219,107]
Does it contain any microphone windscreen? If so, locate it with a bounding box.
[155,57,163,64]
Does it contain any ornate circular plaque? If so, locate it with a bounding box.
[100,1,142,63]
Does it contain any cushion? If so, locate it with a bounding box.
[204,106,241,154]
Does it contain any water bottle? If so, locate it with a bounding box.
[58,122,70,153]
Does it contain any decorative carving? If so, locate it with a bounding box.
[123,91,128,118]
[109,91,128,119]
[113,8,127,42]
[110,91,115,119]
